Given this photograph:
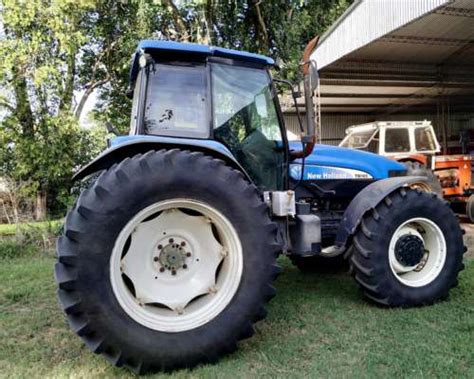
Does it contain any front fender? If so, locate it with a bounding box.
[334,176,429,249]
[73,135,250,182]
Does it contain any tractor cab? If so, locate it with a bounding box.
[340,120,441,168]
[127,40,287,190]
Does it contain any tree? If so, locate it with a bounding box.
[92,0,353,130]
[0,0,103,220]
[0,0,353,220]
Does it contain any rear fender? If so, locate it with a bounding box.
[334,176,429,249]
[73,136,251,182]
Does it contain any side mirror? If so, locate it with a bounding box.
[106,121,120,136]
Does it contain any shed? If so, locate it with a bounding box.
[284,0,474,153]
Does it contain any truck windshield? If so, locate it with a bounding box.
[211,63,284,190]
[340,129,377,149]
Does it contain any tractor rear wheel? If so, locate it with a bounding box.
[349,188,465,307]
[404,161,442,196]
[55,150,281,373]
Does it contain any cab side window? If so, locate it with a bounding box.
[385,128,410,153]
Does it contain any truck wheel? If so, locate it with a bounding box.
[349,188,465,307]
[55,150,281,373]
[289,254,346,273]
[467,195,474,223]
[404,161,442,196]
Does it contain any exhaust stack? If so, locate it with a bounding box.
[290,36,319,159]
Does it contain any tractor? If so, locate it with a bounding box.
[339,120,443,194]
[55,39,466,373]
[340,121,474,221]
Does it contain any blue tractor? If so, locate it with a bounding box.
[56,40,465,373]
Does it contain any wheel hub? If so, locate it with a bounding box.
[394,234,425,267]
[156,238,190,273]
[111,202,243,332]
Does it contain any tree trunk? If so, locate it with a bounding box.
[252,0,270,51]
[12,74,35,137]
[60,51,76,112]
[162,0,189,41]
[74,79,108,119]
[35,190,47,221]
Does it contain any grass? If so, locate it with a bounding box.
[0,253,473,378]
[0,220,63,237]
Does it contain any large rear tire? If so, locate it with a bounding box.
[55,150,281,373]
[349,188,465,307]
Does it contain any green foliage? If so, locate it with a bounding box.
[0,240,38,260]
[1,114,103,186]
[0,0,105,218]
[90,0,353,131]
[0,0,352,218]
[0,219,62,237]
[0,219,62,259]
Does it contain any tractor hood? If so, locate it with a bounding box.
[289,142,406,181]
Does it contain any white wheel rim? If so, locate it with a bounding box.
[110,199,243,332]
[388,217,446,287]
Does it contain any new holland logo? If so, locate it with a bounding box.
[290,165,372,180]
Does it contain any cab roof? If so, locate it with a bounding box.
[130,40,274,84]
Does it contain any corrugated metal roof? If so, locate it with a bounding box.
[300,0,474,116]
[285,0,474,151]
[311,0,450,70]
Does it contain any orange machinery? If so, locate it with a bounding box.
[434,155,474,222]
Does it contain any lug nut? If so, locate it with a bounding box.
[186,252,191,257]
[153,256,159,262]
[171,270,177,275]
[159,267,165,272]
[157,244,163,250]
[181,241,186,247]
[169,238,174,243]
[182,264,187,269]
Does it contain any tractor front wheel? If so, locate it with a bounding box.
[404,161,442,196]
[55,150,280,373]
[349,188,465,307]
[467,194,474,223]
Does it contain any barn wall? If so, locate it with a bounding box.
[283,111,474,146]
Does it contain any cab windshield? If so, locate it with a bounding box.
[340,128,377,149]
